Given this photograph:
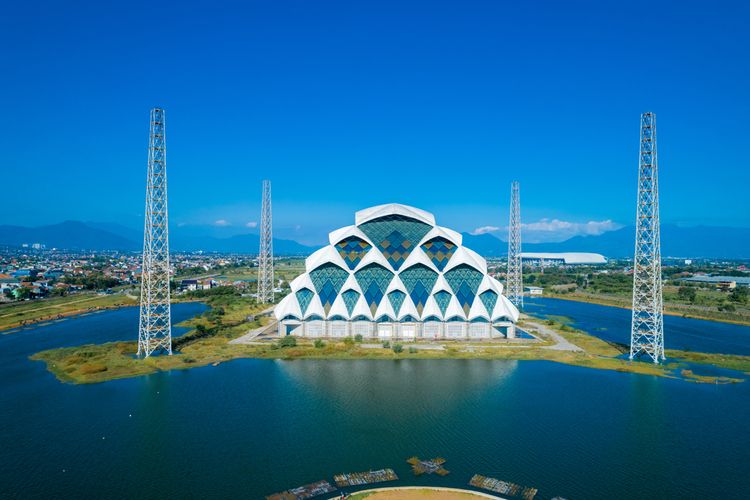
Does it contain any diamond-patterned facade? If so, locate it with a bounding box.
[279,206,518,327]
[341,289,360,316]
[354,263,394,316]
[335,236,371,270]
[399,264,438,316]
[479,290,498,318]
[296,288,314,316]
[388,290,406,316]
[421,237,456,271]
[444,264,484,316]
[358,215,431,270]
[309,263,348,315]
[433,290,452,316]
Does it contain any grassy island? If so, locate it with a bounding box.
[29,290,749,385]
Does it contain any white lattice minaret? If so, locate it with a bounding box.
[138,108,172,357]
[630,112,665,363]
[506,180,523,309]
[258,179,274,303]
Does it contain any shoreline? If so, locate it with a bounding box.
[30,324,749,386]
[0,297,202,334]
[541,293,750,327]
[348,486,502,499]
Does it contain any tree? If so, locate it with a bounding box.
[677,286,697,303]
[730,286,749,304]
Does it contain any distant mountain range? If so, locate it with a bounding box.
[462,225,750,259]
[1,221,748,259]
[0,221,318,255]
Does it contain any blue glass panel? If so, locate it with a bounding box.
[433,290,452,316]
[444,264,484,316]
[309,263,349,315]
[358,215,432,270]
[388,290,406,316]
[399,264,438,316]
[296,288,314,315]
[335,236,371,270]
[354,263,394,316]
[479,290,498,317]
[341,289,360,316]
[420,236,456,271]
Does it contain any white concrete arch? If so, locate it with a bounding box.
[289,273,315,293]
[350,295,374,320]
[421,295,442,321]
[355,203,436,227]
[305,245,348,274]
[397,294,420,321]
[302,294,326,320]
[327,294,349,320]
[353,245,394,273]
[400,246,440,274]
[421,225,462,247]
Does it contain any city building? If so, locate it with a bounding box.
[520,252,607,267]
[680,275,750,289]
[274,204,520,340]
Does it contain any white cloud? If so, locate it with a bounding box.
[214,219,230,226]
[245,221,258,228]
[471,225,501,235]
[521,218,622,243]
[521,218,620,236]
[471,218,622,243]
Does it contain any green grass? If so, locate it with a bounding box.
[28,291,749,385]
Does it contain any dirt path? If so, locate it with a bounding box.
[522,319,582,352]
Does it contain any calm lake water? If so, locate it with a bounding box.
[1,302,749,499]
[524,296,750,355]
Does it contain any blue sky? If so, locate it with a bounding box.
[1,0,748,245]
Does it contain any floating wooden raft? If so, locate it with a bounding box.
[266,479,337,500]
[407,456,450,476]
[333,468,398,487]
[469,474,537,499]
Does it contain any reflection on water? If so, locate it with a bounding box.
[1,305,750,499]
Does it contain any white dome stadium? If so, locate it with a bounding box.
[274,203,520,340]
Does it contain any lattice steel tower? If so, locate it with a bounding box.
[258,179,274,303]
[138,108,172,357]
[506,180,523,309]
[630,112,664,363]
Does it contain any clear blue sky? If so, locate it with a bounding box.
[1,0,748,244]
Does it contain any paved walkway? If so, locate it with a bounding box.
[229,319,278,344]
[522,319,582,352]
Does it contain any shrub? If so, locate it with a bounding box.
[277,335,297,348]
[718,303,736,313]
[343,337,354,346]
[382,341,391,348]
[354,334,363,343]
[314,339,326,348]
[408,346,417,354]
[392,343,403,353]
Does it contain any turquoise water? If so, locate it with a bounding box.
[1,303,749,499]
[524,297,750,355]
